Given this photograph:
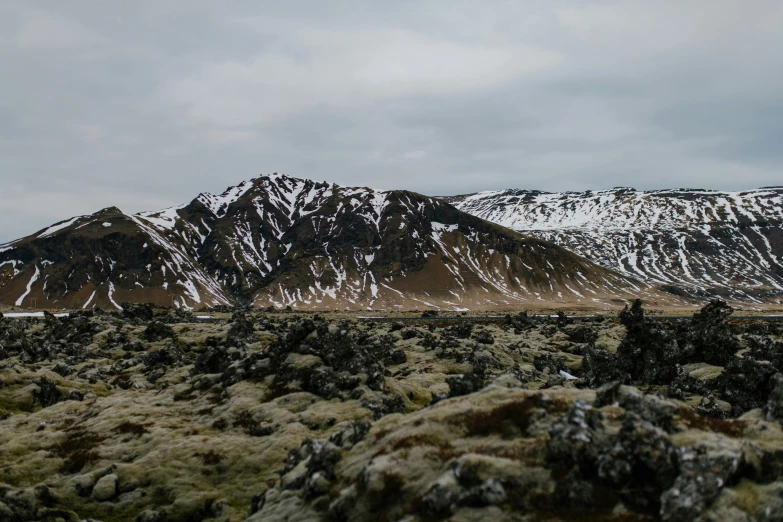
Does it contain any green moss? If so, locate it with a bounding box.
[0,390,34,413]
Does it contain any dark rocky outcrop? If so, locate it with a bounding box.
[141,321,177,343]
[680,300,740,365]
[767,373,783,423]
[614,299,681,384]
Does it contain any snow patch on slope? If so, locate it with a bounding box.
[136,205,186,231]
[197,179,256,217]
[37,216,83,238]
[15,265,40,306]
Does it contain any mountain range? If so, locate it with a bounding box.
[2,174,780,311]
[0,174,652,311]
[448,187,783,304]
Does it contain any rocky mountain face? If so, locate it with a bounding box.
[0,174,649,311]
[0,207,234,311]
[447,187,783,304]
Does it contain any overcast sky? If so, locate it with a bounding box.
[2,1,783,242]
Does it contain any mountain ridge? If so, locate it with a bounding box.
[0,174,656,311]
[447,186,783,303]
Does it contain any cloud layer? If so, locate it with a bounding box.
[2,1,782,241]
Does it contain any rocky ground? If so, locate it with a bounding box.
[1,302,782,522]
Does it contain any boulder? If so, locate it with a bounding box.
[92,474,118,502]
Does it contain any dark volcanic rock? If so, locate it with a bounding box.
[263,318,404,403]
[554,311,572,328]
[399,328,418,340]
[566,324,597,344]
[446,373,486,398]
[43,314,98,346]
[503,311,536,334]
[597,413,679,514]
[660,444,743,522]
[547,400,608,476]
[31,376,62,409]
[361,393,406,420]
[142,321,177,343]
[582,345,630,388]
[680,299,739,365]
[585,299,745,395]
[105,326,130,348]
[307,367,362,400]
[328,421,371,449]
[766,373,783,423]
[694,394,728,419]
[3,303,783,522]
[717,355,778,415]
[615,299,680,384]
[226,311,256,344]
[547,397,701,517]
[533,354,567,375]
[615,386,679,433]
[473,330,495,345]
[445,323,473,339]
[746,335,783,370]
[275,438,343,502]
[121,302,155,323]
[192,345,239,376]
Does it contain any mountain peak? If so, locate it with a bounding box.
[96,206,125,214]
[0,174,653,311]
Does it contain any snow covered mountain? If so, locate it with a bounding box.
[447,187,783,304]
[0,174,653,311]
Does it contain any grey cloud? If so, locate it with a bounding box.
[2,0,783,242]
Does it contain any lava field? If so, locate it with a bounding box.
[1,301,782,521]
